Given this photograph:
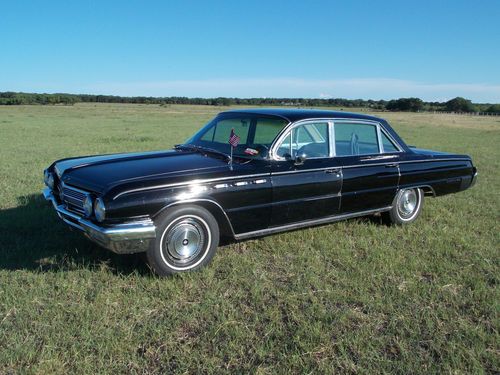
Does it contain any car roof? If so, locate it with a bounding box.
[221,108,384,123]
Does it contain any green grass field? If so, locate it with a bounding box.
[0,104,498,374]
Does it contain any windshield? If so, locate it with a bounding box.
[184,114,288,158]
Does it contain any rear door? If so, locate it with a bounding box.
[270,121,342,226]
[333,121,401,213]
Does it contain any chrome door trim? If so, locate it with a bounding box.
[269,157,470,176]
[234,206,392,240]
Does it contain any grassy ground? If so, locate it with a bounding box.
[0,104,498,374]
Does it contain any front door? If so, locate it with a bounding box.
[270,121,342,226]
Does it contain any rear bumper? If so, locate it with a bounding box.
[470,168,478,188]
[43,188,156,254]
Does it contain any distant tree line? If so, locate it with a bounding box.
[0,91,498,114]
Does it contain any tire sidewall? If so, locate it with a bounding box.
[389,188,423,225]
[147,205,219,276]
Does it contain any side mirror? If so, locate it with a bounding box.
[294,154,307,166]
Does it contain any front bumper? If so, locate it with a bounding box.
[43,188,156,254]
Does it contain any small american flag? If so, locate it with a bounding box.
[229,128,240,148]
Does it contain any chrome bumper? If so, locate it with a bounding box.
[43,188,156,254]
[470,169,478,188]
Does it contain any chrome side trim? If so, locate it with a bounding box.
[271,166,337,175]
[270,157,470,176]
[113,158,470,198]
[234,206,392,240]
[253,179,267,184]
[340,157,470,169]
[113,172,270,199]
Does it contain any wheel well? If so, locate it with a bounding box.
[399,185,434,197]
[154,200,235,239]
[418,185,436,197]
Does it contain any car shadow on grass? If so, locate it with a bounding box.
[0,194,390,275]
[0,194,151,275]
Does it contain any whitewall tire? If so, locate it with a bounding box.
[146,205,219,276]
[384,188,424,225]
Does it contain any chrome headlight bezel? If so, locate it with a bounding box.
[94,197,106,222]
[83,195,94,218]
[44,170,55,189]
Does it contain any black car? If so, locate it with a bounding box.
[43,109,477,275]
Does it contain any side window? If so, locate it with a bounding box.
[253,118,287,145]
[334,123,379,156]
[276,122,329,158]
[381,131,399,153]
[202,118,250,144]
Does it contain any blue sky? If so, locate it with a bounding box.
[1,0,499,102]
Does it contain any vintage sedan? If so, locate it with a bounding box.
[43,109,477,275]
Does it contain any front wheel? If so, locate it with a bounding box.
[146,205,219,276]
[383,188,424,225]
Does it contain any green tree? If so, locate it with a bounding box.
[386,98,423,112]
[445,97,475,112]
[485,104,500,114]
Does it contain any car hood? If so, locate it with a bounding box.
[54,149,229,193]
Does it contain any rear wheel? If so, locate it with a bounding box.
[146,205,219,276]
[384,188,423,225]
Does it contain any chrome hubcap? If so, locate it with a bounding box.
[165,218,205,263]
[398,189,418,218]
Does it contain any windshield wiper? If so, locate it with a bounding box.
[175,144,231,162]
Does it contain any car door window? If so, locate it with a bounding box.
[276,122,329,159]
[380,131,400,153]
[334,122,379,156]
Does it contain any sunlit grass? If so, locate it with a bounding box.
[0,103,498,373]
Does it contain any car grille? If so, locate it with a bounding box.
[60,183,88,213]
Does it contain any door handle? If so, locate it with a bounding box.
[385,163,398,168]
[325,168,341,174]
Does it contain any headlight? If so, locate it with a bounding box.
[83,195,94,218]
[94,197,106,222]
[47,173,55,189]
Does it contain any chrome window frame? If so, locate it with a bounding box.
[270,118,403,160]
[270,119,334,161]
[378,127,402,153]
